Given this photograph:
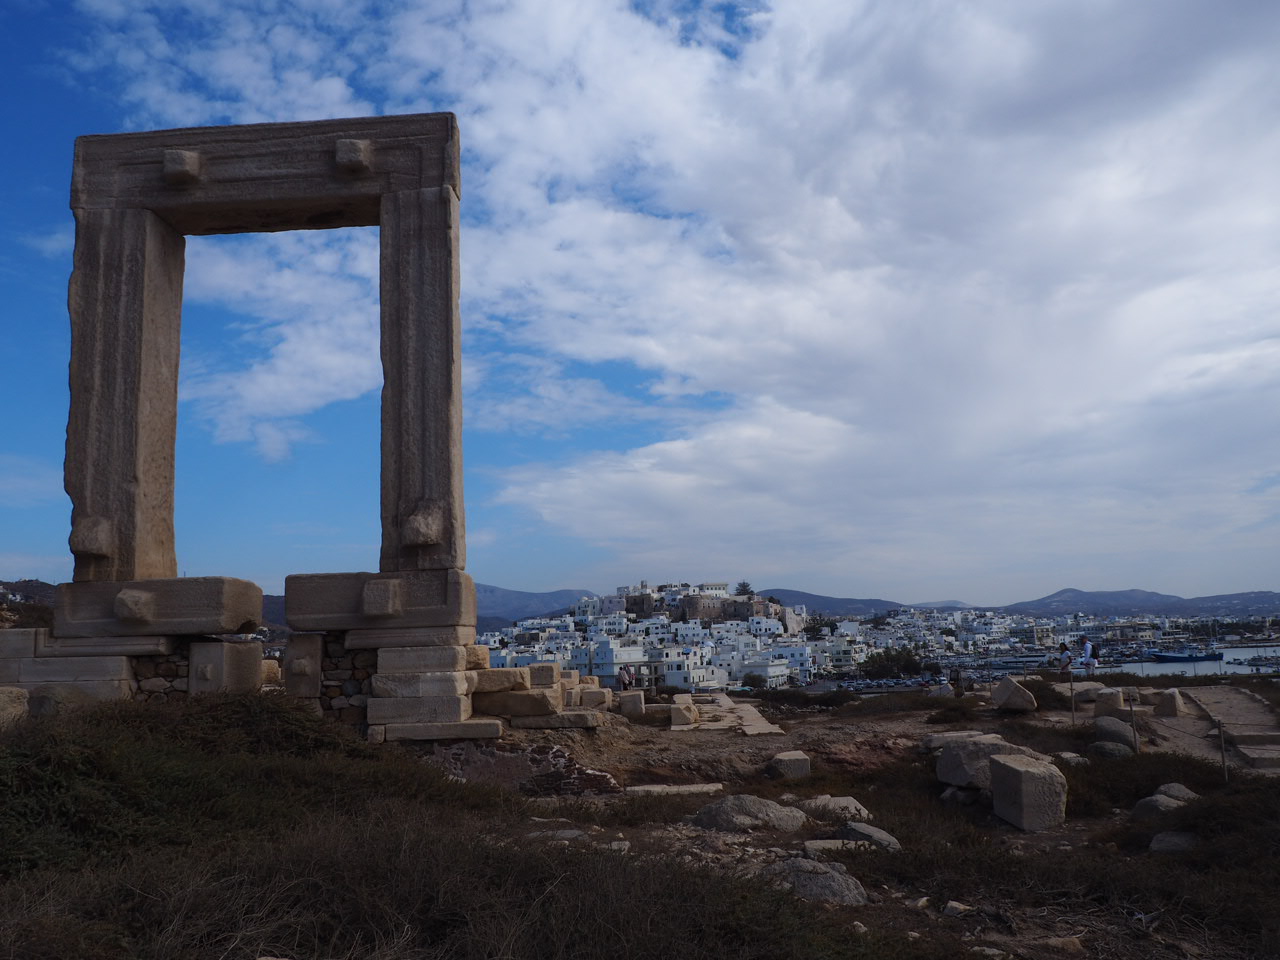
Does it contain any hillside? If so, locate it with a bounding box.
[998,587,1280,618]
[760,588,904,617]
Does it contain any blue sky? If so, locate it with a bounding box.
[1,0,1278,605]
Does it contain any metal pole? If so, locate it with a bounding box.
[1219,725,1229,784]
[1128,698,1139,753]
[1070,673,1076,726]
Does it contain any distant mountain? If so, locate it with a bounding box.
[474,583,595,621]
[998,588,1280,618]
[0,580,56,605]
[910,600,974,610]
[759,588,905,617]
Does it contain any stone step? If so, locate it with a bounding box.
[1237,745,1280,769]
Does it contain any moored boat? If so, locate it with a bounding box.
[1150,649,1224,663]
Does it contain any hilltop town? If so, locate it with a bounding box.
[480,579,1277,692]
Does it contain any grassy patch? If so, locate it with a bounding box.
[836,756,1280,956]
[0,693,968,960]
[924,696,983,725]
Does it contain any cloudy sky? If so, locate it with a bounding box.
[2,0,1277,604]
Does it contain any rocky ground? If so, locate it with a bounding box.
[475,684,1278,960]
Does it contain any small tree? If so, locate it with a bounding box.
[734,580,753,596]
[742,672,768,689]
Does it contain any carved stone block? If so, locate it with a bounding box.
[284,569,474,632]
[371,671,473,698]
[344,625,475,649]
[377,646,468,674]
[367,695,471,724]
[189,640,263,694]
[0,630,39,659]
[54,577,262,638]
[283,633,324,697]
[36,633,175,657]
[18,656,135,683]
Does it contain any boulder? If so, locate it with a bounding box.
[921,730,984,752]
[761,858,869,906]
[1093,715,1137,749]
[992,677,1037,713]
[835,821,902,852]
[769,750,811,779]
[1131,794,1185,822]
[1085,741,1134,760]
[1154,782,1200,802]
[990,754,1067,832]
[692,794,809,833]
[936,734,1051,790]
[797,795,872,822]
[929,682,954,697]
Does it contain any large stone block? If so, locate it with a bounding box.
[527,663,559,687]
[367,695,471,723]
[465,644,491,670]
[378,646,468,674]
[383,718,503,741]
[670,703,698,725]
[990,754,1067,832]
[1093,688,1129,720]
[54,577,262,638]
[344,625,476,649]
[579,675,600,688]
[470,667,530,693]
[0,630,39,659]
[283,633,324,697]
[18,656,134,683]
[936,734,1051,790]
[618,690,646,718]
[371,671,473,697]
[189,640,263,694]
[64,206,184,584]
[378,182,466,575]
[471,688,560,717]
[1154,688,1187,717]
[508,710,601,729]
[36,633,175,657]
[580,688,613,710]
[770,751,811,779]
[563,686,582,708]
[284,569,475,632]
[993,676,1037,712]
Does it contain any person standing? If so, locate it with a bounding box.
[1079,637,1096,677]
[1057,642,1074,681]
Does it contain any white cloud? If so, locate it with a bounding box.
[60,0,1280,596]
